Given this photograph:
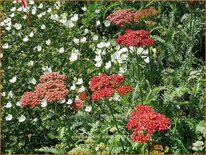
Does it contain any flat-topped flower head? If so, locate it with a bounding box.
[116,30,154,47]
[106,9,138,27]
[20,92,41,108]
[39,72,67,83]
[127,105,170,143]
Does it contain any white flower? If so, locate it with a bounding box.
[1,53,3,58]
[8,91,13,98]
[42,66,52,73]
[81,7,87,11]
[60,99,66,104]
[38,3,43,9]
[76,78,83,85]
[97,42,104,49]
[18,115,26,122]
[46,39,51,45]
[27,60,34,66]
[95,60,102,67]
[16,101,21,106]
[6,114,13,121]
[66,99,73,105]
[104,42,110,47]
[95,49,101,55]
[94,54,101,62]
[9,76,17,83]
[29,0,34,4]
[144,57,150,63]
[41,24,46,29]
[2,92,6,96]
[23,15,27,20]
[33,118,38,122]
[71,14,78,21]
[105,61,111,70]
[84,29,89,34]
[51,14,58,20]
[96,20,101,26]
[17,7,22,11]
[37,14,43,18]
[41,99,47,107]
[5,26,11,31]
[59,47,64,53]
[29,31,34,37]
[47,8,52,12]
[78,86,85,92]
[93,35,98,41]
[81,37,87,43]
[73,38,79,44]
[10,13,15,17]
[65,20,74,28]
[14,23,22,30]
[2,43,9,49]
[37,45,42,52]
[23,36,29,42]
[29,78,36,85]
[31,6,37,15]
[85,106,92,112]
[95,9,101,14]
[69,52,78,61]
[119,66,127,73]
[103,20,110,27]
[5,102,12,108]
[192,140,204,151]
[70,83,76,90]
[10,7,16,11]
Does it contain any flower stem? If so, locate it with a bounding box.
[106,101,126,153]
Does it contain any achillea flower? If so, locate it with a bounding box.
[92,88,114,102]
[34,80,68,103]
[39,72,67,83]
[20,92,41,108]
[135,8,159,20]
[72,99,84,112]
[116,30,154,47]
[89,74,132,102]
[127,105,170,143]
[106,9,138,27]
[78,91,89,101]
[115,85,133,96]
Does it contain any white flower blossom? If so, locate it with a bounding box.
[78,86,85,92]
[6,114,13,121]
[9,76,17,83]
[41,24,46,29]
[95,49,101,55]
[10,7,16,12]
[29,78,36,85]
[14,23,22,30]
[95,60,102,67]
[69,52,78,61]
[104,20,111,27]
[85,106,92,112]
[37,45,42,52]
[59,47,64,53]
[18,115,26,122]
[51,14,58,20]
[76,78,83,85]
[29,31,34,37]
[95,9,101,14]
[41,99,47,107]
[84,29,89,34]
[66,99,73,105]
[65,20,74,28]
[94,54,102,62]
[82,7,87,11]
[31,6,37,15]
[38,3,43,9]
[2,43,9,49]
[96,20,101,26]
[60,99,66,104]
[73,38,79,44]
[81,37,87,43]
[42,66,52,73]
[5,102,12,108]
[105,61,111,70]
[70,83,76,90]
[46,39,51,45]
[47,8,52,12]
[93,35,98,41]
[16,101,21,106]
[71,14,78,21]
[23,36,29,42]
[27,61,34,66]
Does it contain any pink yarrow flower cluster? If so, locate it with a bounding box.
[106,9,139,27]
[89,74,132,102]
[72,91,89,112]
[116,30,154,47]
[20,72,68,108]
[127,105,170,143]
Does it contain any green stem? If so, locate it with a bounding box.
[106,102,126,153]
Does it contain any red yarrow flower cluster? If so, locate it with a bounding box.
[72,91,89,112]
[20,92,41,108]
[89,74,132,102]
[127,105,170,143]
[116,30,154,47]
[106,9,139,27]
[20,72,68,108]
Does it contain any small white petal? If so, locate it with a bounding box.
[84,29,89,34]
[29,31,34,37]
[69,52,78,61]
[18,115,26,122]
[70,83,76,90]
[8,91,13,98]
[27,61,34,66]
[16,101,21,106]
[41,99,47,107]
[94,54,101,62]
[5,102,12,108]
[41,24,46,29]
[10,7,16,11]
[47,8,52,12]
[29,78,36,85]
[66,99,73,105]
[65,20,74,28]
[6,114,13,121]
[9,76,17,83]
[144,57,150,63]
[95,49,101,55]
[60,99,66,104]
[95,9,101,14]
[81,37,87,43]
[51,14,58,20]
[85,106,92,112]
[2,43,9,49]
[37,46,42,51]
[105,61,111,70]
[71,14,78,21]
[73,38,79,44]
[95,60,102,67]
[46,39,51,45]
[59,47,64,53]
[104,20,110,27]
[96,20,101,26]
[14,23,22,30]
[23,36,29,42]
[38,3,43,8]
[76,78,83,85]
[82,7,87,11]
[93,35,98,41]
[78,86,85,92]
